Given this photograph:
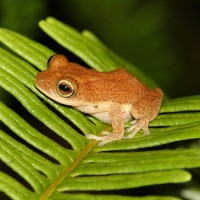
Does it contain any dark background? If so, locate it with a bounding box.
[0,0,200,98]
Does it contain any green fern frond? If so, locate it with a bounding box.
[0,17,200,200]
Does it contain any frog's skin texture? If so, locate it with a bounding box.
[35,54,163,145]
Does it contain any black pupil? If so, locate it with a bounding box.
[59,84,71,92]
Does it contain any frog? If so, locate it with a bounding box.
[35,54,163,145]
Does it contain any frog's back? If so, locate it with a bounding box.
[77,70,150,104]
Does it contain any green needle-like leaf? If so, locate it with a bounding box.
[59,170,191,191]
[50,193,181,200]
[0,172,37,200]
[0,102,74,165]
[0,28,54,70]
[161,95,200,112]
[0,17,200,200]
[72,148,200,176]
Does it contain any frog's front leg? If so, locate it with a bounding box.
[86,104,125,146]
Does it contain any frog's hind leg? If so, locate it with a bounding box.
[124,90,162,139]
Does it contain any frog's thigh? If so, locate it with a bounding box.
[131,94,161,120]
[128,94,161,137]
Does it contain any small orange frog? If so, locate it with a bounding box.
[35,54,163,145]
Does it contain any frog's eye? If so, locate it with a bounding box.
[56,79,75,97]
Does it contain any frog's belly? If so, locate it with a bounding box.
[91,104,132,124]
[75,103,132,124]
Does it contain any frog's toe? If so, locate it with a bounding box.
[97,137,116,146]
[123,130,137,139]
[85,133,107,141]
[97,141,106,146]
[143,128,150,135]
[101,131,111,136]
[126,123,137,132]
[130,119,138,125]
[125,120,138,132]
[124,120,150,139]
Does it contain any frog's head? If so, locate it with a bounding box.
[35,54,88,106]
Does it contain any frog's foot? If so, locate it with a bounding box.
[85,133,107,141]
[86,132,123,146]
[125,120,138,132]
[85,131,111,141]
[98,132,124,146]
[101,131,111,136]
[123,119,150,139]
[97,138,114,146]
